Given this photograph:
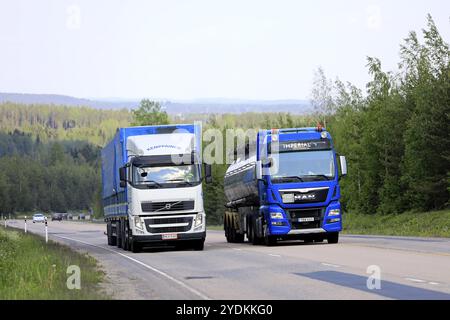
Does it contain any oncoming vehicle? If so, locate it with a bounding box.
[51,213,63,221]
[223,127,347,245]
[32,213,46,223]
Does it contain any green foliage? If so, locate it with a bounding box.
[0,103,131,146]
[321,15,449,215]
[0,131,100,214]
[131,99,169,126]
[343,209,450,237]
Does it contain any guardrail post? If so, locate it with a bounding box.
[45,220,48,243]
[24,216,27,233]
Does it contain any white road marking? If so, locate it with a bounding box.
[428,282,440,285]
[405,277,426,283]
[321,262,341,268]
[54,235,211,300]
[233,248,242,251]
[268,254,282,257]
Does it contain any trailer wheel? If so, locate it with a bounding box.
[327,232,339,244]
[107,221,117,246]
[107,222,112,245]
[124,220,130,251]
[250,220,262,245]
[247,218,253,243]
[116,220,122,248]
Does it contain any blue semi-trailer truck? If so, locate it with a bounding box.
[223,127,347,245]
[101,124,211,252]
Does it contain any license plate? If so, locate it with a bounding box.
[298,217,315,222]
[162,233,178,240]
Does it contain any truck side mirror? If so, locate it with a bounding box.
[256,160,262,180]
[204,163,212,184]
[339,156,347,177]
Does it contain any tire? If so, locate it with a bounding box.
[234,233,245,243]
[251,221,262,245]
[130,239,141,253]
[264,235,277,246]
[123,220,130,251]
[247,221,253,243]
[327,232,339,244]
[116,220,122,248]
[107,222,112,245]
[193,240,205,251]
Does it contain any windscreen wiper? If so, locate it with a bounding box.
[166,179,194,186]
[273,176,304,182]
[143,180,163,188]
[302,175,332,181]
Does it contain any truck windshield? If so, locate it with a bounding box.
[271,150,335,183]
[132,164,201,187]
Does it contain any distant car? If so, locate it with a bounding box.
[79,213,86,220]
[67,214,73,220]
[51,213,63,221]
[32,214,46,223]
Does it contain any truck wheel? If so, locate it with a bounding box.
[234,233,245,243]
[107,223,112,245]
[116,220,122,248]
[264,235,277,246]
[247,220,253,243]
[327,232,339,244]
[193,240,205,251]
[123,221,130,251]
[314,237,324,243]
[130,239,141,253]
[107,222,117,246]
[251,225,262,245]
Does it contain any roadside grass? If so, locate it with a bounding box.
[343,209,450,238]
[0,226,108,300]
[207,209,450,238]
[207,225,223,231]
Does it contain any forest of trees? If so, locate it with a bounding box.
[319,15,449,215]
[0,15,447,223]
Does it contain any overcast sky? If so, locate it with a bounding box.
[0,0,449,100]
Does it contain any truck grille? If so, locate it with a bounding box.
[287,208,324,230]
[280,188,329,204]
[141,200,194,212]
[144,216,193,234]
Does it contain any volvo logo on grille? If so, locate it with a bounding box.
[165,203,173,209]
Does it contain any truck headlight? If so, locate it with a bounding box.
[328,209,340,216]
[134,216,144,230]
[194,213,203,228]
[270,212,284,219]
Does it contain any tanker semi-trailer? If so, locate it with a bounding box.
[223,127,347,246]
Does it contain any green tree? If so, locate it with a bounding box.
[131,99,169,126]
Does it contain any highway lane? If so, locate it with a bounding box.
[7,219,450,300]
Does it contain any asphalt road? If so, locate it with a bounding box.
[7,219,450,300]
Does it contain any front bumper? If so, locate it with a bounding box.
[132,231,206,243]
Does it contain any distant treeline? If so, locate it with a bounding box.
[0,103,131,146]
[0,131,101,214]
